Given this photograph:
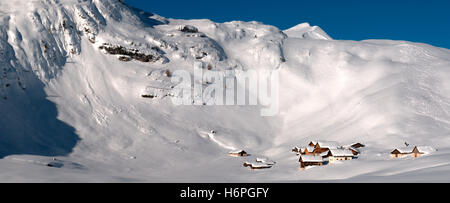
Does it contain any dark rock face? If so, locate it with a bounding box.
[118,56,132,62]
[99,43,163,63]
[179,25,199,33]
[47,162,64,168]
[142,94,156,99]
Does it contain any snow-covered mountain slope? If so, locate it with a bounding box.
[1,0,450,182]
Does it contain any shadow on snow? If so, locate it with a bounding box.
[0,77,80,159]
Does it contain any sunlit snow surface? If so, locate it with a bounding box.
[1,0,450,182]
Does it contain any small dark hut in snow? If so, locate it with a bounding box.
[229,150,248,157]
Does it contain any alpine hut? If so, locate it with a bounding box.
[229,150,248,157]
[299,155,324,169]
[391,147,414,158]
[326,149,356,163]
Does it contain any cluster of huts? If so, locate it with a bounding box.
[292,141,365,170]
[228,141,435,171]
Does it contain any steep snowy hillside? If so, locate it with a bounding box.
[1,0,450,182]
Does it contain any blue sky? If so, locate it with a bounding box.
[126,0,450,49]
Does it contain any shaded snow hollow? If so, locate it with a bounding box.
[1,0,450,182]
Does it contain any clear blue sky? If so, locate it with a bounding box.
[126,0,450,49]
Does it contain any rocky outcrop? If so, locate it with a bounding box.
[99,43,168,63]
[179,25,199,33]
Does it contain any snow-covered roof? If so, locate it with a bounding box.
[256,158,276,165]
[350,143,365,148]
[251,164,272,169]
[300,155,324,162]
[393,146,435,154]
[256,157,265,162]
[328,149,355,157]
[245,162,272,168]
[229,150,246,154]
[319,150,330,157]
[316,141,340,149]
[256,158,275,165]
[392,147,415,154]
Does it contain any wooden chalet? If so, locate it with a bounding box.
[299,155,324,169]
[326,149,356,163]
[391,147,414,158]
